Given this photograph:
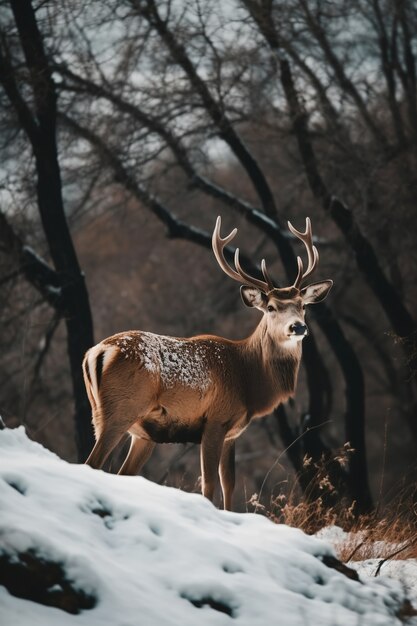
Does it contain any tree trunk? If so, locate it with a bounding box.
[4,0,95,460]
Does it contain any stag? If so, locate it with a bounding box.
[83,217,332,509]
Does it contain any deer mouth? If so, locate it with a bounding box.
[286,334,306,342]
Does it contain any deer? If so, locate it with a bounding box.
[83,216,332,510]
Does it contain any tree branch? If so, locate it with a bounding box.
[59,112,261,275]
[10,0,57,134]
[0,37,39,145]
[132,0,284,226]
[246,2,416,343]
[371,0,406,147]
[56,65,316,266]
[0,210,63,309]
[297,0,389,150]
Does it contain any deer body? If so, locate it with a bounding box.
[84,218,332,510]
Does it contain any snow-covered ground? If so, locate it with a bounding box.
[0,427,415,625]
[317,526,417,612]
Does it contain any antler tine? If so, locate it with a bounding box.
[293,255,304,289]
[234,249,270,292]
[261,259,275,291]
[302,245,319,282]
[287,217,319,289]
[212,216,270,292]
[212,216,241,283]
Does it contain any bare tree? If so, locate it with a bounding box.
[0,0,94,459]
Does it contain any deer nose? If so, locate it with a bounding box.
[289,322,308,336]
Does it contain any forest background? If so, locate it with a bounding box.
[1,0,416,515]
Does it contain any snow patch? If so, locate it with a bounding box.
[317,525,417,613]
[114,331,222,392]
[0,428,413,625]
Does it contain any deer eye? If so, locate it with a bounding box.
[267,305,275,312]
[302,304,306,310]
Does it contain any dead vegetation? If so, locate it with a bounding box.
[249,445,417,568]
[335,498,417,565]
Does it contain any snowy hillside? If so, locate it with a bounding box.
[0,428,413,625]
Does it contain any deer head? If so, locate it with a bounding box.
[212,216,333,346]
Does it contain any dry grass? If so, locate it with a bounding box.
[249,443,358,533]
[249,444,417,566]
[335,498,417,564]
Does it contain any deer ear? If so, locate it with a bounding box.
[240,286,267,309]
[301,280,333,305]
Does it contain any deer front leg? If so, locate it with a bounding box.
[200,425,226,503]
[219,439,235,511]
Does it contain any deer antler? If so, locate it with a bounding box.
[212,216,275,293]
[287,217,319,289]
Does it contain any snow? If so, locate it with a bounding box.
[112,331,224,391]
[354,559,417,602]
[0,428,414,625]
[317,525,417,616]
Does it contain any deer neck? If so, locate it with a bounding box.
[244,317,302,396]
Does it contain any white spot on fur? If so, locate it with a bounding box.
[114,332,223,393]
[87,347,100,405]
[86,345,119,405]
[102,345,118,369]
[283,335,305,347]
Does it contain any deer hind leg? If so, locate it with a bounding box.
[84,396,141,471]
[200,425,226,503]
[219,439,235,511]
[85,425,126,470]
[118,436,155,476]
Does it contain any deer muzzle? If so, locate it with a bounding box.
[289,322,308,336]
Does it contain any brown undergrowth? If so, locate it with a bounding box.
[249,444,417,565]
[334,496,417,564]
